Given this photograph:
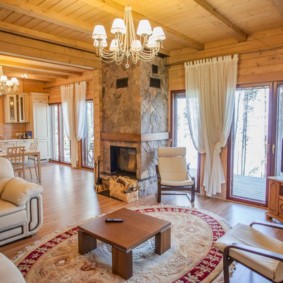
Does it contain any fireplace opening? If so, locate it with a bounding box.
[110,146,137,178]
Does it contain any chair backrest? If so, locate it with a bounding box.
[29,140,38,151]
[7,146,25,166]
[158,147,188,181]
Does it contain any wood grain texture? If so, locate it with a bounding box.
[0,163,281,282]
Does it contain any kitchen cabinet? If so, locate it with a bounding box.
[4,94,27,123]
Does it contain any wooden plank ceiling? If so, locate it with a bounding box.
[0,0,283,82]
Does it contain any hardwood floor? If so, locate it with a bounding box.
[0,163,282,282]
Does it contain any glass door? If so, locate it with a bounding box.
[49,104,70,164]
[229,86,271,205]
[172,92,200,190]
[82,101,94,168]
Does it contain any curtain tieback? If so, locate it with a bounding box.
[214,142,222,154]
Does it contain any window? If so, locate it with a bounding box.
[172,92,200,190]
[82,101,94,168]
[49,104,70,164]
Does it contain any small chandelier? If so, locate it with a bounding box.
[92,6,166,68]
[0,66,19,96]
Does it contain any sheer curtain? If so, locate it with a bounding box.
[60,81,86,168]
[185,55,238,196]
[73,81,87,166]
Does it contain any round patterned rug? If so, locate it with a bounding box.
[14,206,229,283]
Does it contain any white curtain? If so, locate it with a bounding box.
[185,55,238,196]
[60,81,87,168]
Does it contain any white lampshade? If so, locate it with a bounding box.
[131,40,142,51]
[111,18,126,34]
[137,20,152,36]
[152,27,166,42]
[109,39,120,51]
[92,25,107,40]
[0,75,8,82]
[10,77,19,85]
[146,36,158,49]
[6,80,13,87]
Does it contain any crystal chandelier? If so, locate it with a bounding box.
[92,6,166,68]
[0,66,19,96]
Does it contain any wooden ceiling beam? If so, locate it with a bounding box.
[4,72,55,82]
[0,59,84,76]
[3,66,69,79]
[81,0,204,50]
[0,22,96,54]
[0,0,92,34]
[193,0,247,42]
[0,32,101,69]
[271,0,283,17]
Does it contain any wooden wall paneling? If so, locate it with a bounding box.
[168,27,283,65]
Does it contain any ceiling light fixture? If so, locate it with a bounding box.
[0,66,19,96]
[92,6,166,68]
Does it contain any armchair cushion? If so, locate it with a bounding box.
[0,178,11,197]
[161,179,194,186]
[214,223,283,282]
[0,199,24,217]
[1,177,43,206]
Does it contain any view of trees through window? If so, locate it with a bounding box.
[174,94,198,188]
[231,87,269,202]
[82,101,94,168]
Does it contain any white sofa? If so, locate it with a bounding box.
[0,253,25,283]
[0,157,43,246]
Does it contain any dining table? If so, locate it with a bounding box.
[0,150,41,183]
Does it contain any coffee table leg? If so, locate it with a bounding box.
[112,247,133,279]
[155,226,171,255]
[78,230,97,254]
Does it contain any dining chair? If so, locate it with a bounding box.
[6,146,25,179]
[156,147,195,203]
[25,140,39,182]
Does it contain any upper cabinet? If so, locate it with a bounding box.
[4,94,27,123]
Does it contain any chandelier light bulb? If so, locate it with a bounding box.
[92,6,166,67]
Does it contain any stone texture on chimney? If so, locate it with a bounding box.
[101,56,168,196]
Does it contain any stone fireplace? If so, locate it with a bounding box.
[101,56,169,196]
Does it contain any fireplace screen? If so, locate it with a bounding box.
[110,146,137,176]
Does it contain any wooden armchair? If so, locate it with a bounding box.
[214,221,283,282]
[156,147,195,203]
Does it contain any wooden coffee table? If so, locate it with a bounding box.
[78,208,171,279]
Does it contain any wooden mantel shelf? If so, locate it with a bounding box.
[101,132,169,142]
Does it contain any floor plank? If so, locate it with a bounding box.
[0,163,282,283]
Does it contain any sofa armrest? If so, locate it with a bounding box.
[1,177,43,206]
